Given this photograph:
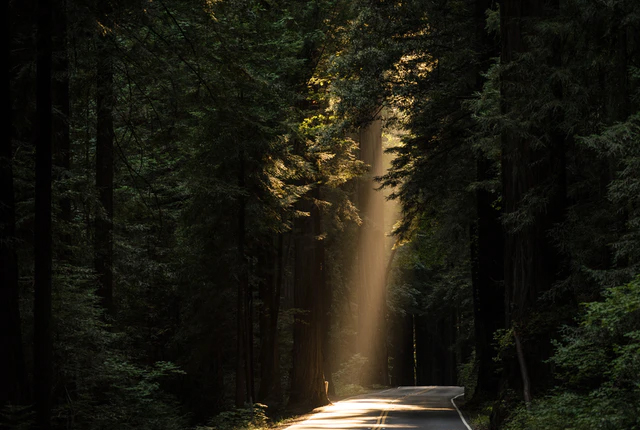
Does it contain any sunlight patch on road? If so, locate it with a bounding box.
[287,396,454,429]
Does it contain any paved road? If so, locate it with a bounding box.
[286,386,470,430]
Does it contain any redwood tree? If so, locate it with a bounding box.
[500,0,567,403]
[290,192,329,409]
[34,0,53,425]
[1,0,27,405]
[470,0,504,402]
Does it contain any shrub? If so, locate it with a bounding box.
[199,404,269,430]
[505,276,640,430]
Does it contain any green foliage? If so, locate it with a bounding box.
[466,403,493,430]
[0,405,33,430]
[553,278,640,391]
[579,112,640,281]
[332,383,370,399]
[334,353,370,387]
[50,268,186,430]
[200,404,269,430]
[333,0,640,425]
[504,277,640,430]
[457,350,478,400]
[9,0,640,426]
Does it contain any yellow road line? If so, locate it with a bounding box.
[375,387,434,428]
[378,409,389,427]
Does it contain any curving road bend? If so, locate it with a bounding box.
[286,386,470,430]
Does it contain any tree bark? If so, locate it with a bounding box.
[471,157,505,399]
[470,0,505,402]
[34,0,53,425]
[390,312,415,386]
[1,1,27,405]
[420,315,458,386]
[289,190,329,409]
[235,286,247,407]
[258,234,283,403]
[95,1,114,312]
[318,189,335,398]
[52,0,71,231]
[513,329,531,409]
[415,315,439,385]
[235,147,254,407]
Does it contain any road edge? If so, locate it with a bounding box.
[451,393,473,430]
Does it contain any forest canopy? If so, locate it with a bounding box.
[3,0,639,429]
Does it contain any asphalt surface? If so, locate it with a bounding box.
[286,386,470,430]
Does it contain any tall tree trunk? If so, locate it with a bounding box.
[499,0,565,404]
[52,0,71,234]
[235,290,247,407]
[235,147,253,407]
[513,328,531,409]
[390,312,415,386]
[258,234,283,403]
[34,0,53,425]
[287,2,333,406]
[471,155,504,400]
[318,188,335,398]
[415,315,439,385]
[289,191,329,409]
[2,2,27,404]
[416,315,457,386]
[272,234,283,401]
[246,278,254,405]
[470,0,505,402]
[0,143,27,409]
[446,311,458,385]
[608,18,628,124]
[95,2,114,312]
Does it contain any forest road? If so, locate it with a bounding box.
[285,386,470,430]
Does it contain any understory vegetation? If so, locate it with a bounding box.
[4,0,640,429]
[504,276,640,430]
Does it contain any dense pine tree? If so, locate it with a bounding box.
[5,1,640,429]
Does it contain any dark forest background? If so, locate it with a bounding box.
[3,0,639,429]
